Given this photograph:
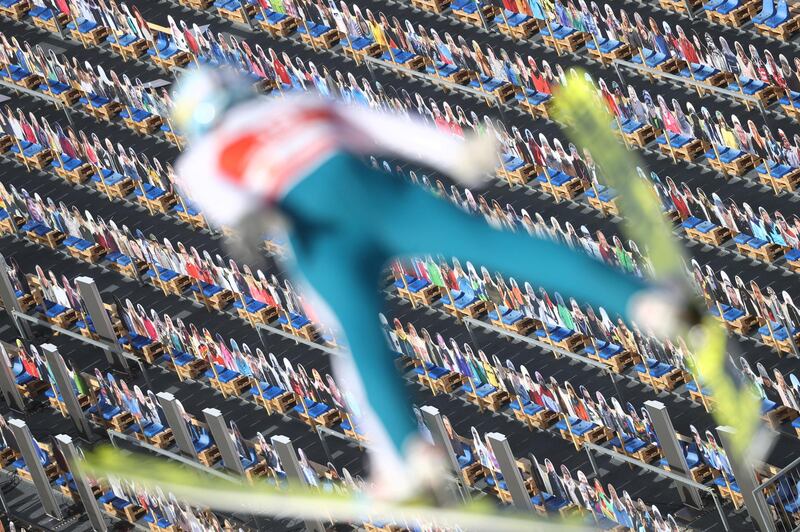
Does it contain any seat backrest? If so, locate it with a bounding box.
[760,0,776,17]
[156,35,170,52]
[457,276,475,299]
[462,447,473,462]
[196,428,211,446]
[33,440,49,466]
[188,422,200,440]
[776,0,788,18]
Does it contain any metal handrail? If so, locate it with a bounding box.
[11,310,152,387]
[754,454,800,493]
[107,430,236,482]
[0,79,74,125]
[460,316,682,402]
[613,58,761,107]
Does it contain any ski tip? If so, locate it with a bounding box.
[551,74,607,131]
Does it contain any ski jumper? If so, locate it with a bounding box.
[176,94,649,455]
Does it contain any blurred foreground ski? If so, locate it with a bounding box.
[553,77,769,461]
[79,447,583,532]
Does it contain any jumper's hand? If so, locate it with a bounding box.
[627,279,702,341]
[225,208,289,268]
[449,132,500,188]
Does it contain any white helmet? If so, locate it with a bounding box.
[171,67,257,141]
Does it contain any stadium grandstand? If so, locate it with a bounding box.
[2,0,800,530]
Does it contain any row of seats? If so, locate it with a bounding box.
[8,0,799,232]
[391,240,800,419]
[445,419,681,528]
[6,145,772,516]
[420,0,797,97]
[7,0,797,283]
[0,405,238,529]
[606,76,800,189]
[404,163,800,360]
[391,311,796,513]
[0,177,334,337]
[0,340,367,529]
[6,262,360,434]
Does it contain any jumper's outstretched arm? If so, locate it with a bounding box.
[377,182,649,321]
